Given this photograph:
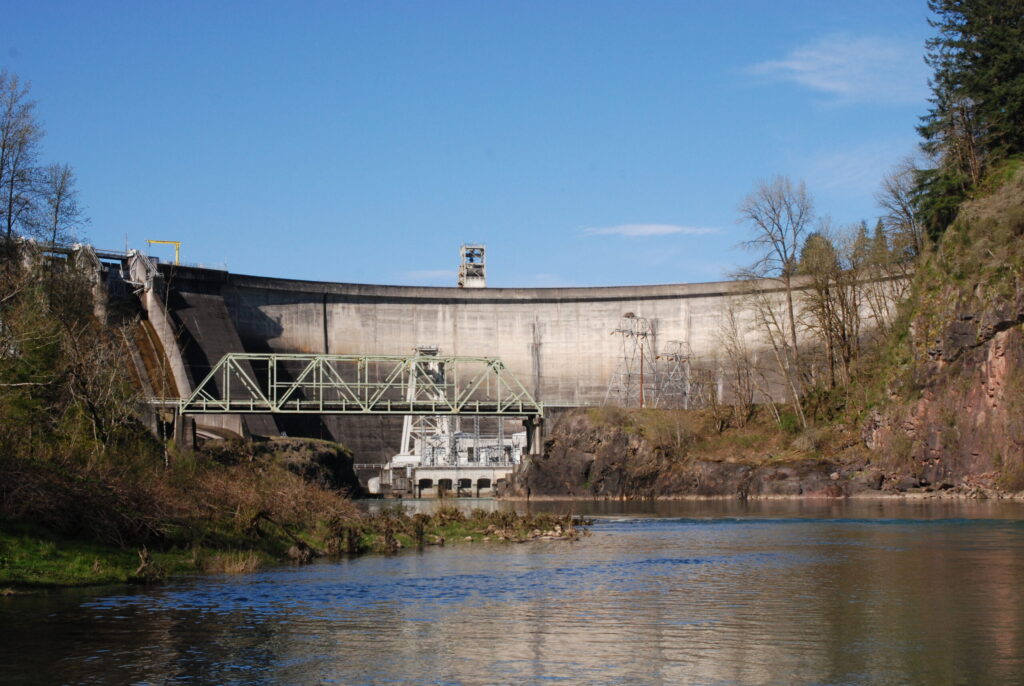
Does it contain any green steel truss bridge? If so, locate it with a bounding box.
[165,353,543,417]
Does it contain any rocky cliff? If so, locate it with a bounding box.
[511,408,881,499]
[864,165,1024,493]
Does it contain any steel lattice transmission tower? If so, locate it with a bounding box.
[657,340,693,409]
[604,313,659,408]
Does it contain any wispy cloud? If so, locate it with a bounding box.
[800,139,917,194]
[583,223,719,237]
[747,34,928,105]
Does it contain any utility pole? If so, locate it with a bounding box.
[639,344,645,408]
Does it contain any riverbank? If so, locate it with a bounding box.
[0,524,198,589]
[506,491,1024,502]
[0,506,587,590]
[508,407,1024,501]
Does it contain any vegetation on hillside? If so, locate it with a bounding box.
[863,160,1024,492]
[916,0,1024,238]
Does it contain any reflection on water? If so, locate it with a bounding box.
[365,495,1024,520]
[3,501,1024,685]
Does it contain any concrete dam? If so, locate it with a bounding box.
[120,250,797,463]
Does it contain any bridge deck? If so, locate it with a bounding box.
[161,352,544,417]
[166,399,542,416]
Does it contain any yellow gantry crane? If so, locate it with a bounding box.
[146,240,181,265]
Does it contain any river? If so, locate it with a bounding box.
[2,498,1023,685]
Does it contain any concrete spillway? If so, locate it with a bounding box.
[139,261,789,461]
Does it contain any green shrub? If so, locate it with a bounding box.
[778,411,801,435]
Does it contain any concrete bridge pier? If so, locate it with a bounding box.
[172,411,197,451]
[523,416,543,456]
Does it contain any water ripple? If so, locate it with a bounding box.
[6,508,1024,685]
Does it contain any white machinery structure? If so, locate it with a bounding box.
[372,345,527,497]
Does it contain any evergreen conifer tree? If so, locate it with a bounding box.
[916,0,1024,238]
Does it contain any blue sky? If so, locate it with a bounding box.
[4,1,933,287]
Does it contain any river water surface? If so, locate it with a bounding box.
[3,499,1024,685]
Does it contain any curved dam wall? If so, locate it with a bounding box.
[154,265,795,459]
[167,267,763,397]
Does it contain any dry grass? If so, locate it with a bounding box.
[1,441,362,563]
[169,459,343,525]
[320,504,587,554]
[196,550,263,574]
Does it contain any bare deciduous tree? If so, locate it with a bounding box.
[858,221,911,339]
[798,224,870,390]
[37,163,86,246]
[799,230,843,387]
[738,176,814,428]
[0,70,42,240]
[716,295,756,427]
[739,279,807,427]
[876,158,925,258]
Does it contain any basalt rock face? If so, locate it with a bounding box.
[864,326,1024,491]
[511,411,858,499]
[864,168,1024,492]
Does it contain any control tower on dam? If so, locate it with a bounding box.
[134,254,802,462]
